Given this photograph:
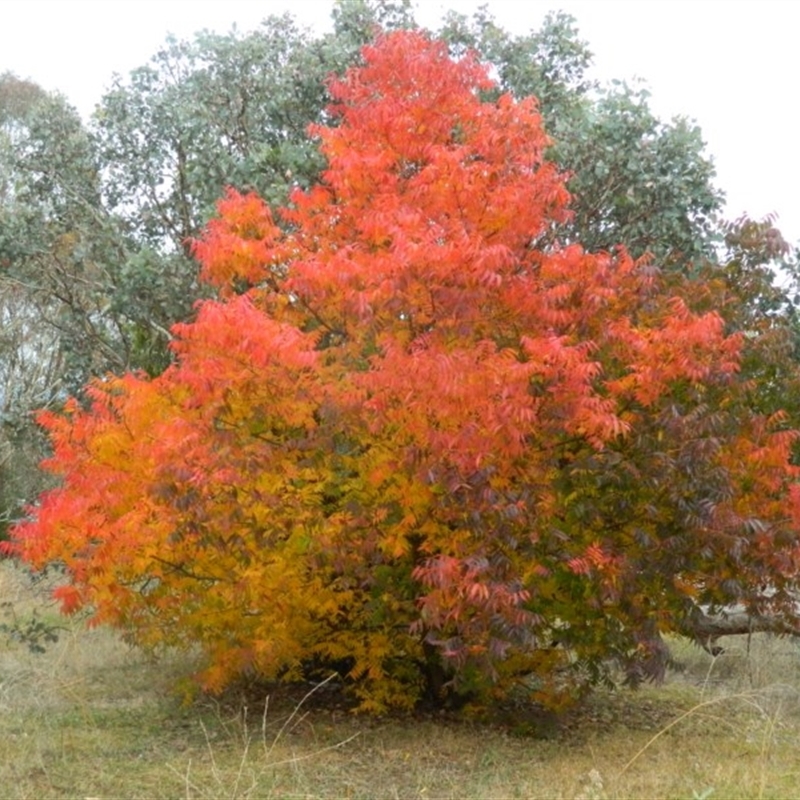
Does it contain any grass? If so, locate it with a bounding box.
[3,560,800,799]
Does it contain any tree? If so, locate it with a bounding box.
[8,31,800,712]
[0,280,62,539]
[91,14,359,330]
[438,9,723,267]
[0,74,119,537]
[90,3,724,336]
[0,74,121,386]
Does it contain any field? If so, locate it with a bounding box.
[3,560,800,799]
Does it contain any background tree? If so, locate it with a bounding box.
[0,74,121,385]
[438,8,722,266]
[0,281,61,539]
[0,74,119,537]
[91,14,358,345]
[10,32,800,713]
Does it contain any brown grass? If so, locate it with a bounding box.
[3,559,800,799]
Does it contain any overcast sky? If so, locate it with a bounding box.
[2,0,798,246]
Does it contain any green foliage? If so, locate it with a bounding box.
[95,17,329,247]
[438,9,723,266]
[0,72,147,385]
[552,83,721,265]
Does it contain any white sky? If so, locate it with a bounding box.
[1,0,798,246]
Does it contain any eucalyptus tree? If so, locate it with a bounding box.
[438,8,723,267]
[0,73,135,387]
[0,74,107,534]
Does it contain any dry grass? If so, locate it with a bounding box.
[3,559,800,799]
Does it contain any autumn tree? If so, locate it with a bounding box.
[8,31,800,712]
[91,2,723,337]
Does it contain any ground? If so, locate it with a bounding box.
[2,560,800,799]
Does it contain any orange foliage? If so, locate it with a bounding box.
[7,31,800,711]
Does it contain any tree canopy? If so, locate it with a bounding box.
[8,31,800,713]
[1,1,753,549]
[0,1,733,397]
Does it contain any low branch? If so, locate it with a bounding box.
[691,610,800,638]
[684,606,800,655]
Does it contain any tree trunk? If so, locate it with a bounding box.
[685,606,800,654]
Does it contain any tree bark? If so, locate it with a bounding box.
[685,606,800,654]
